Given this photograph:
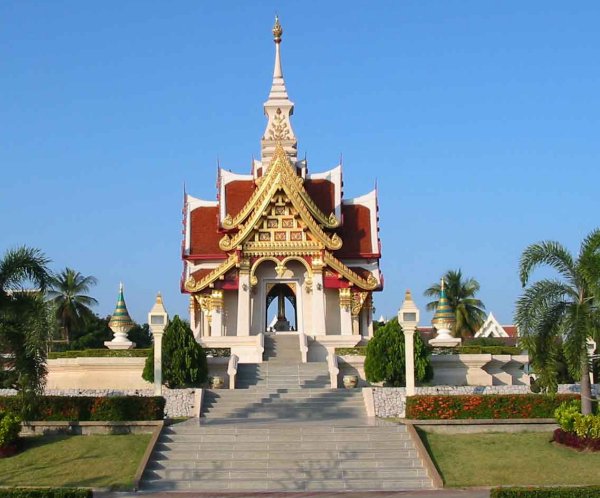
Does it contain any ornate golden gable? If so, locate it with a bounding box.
[222,143,340,231]
[219,144,342,251]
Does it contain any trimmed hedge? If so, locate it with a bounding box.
[335,346,367,356]
[456,346,522,355]
[0,396,164,421]
[204,348,231,358]
[48,349,150,359]
[491,486,600,497]
[406,394,580,419]
[0,490,92,498]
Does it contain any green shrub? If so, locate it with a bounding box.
[48,349,150,359]
[335,346,367,356]
[365,318,432,387]
[0,412,21,447]
[491,486,600,497]
[406,394,579,419]
[142,315,207,388]
[0,489,92,498]
[0,396,164,421]
[554,400,600,439]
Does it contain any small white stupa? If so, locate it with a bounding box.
[428,279,461,347]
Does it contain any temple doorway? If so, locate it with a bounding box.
[265,283,297,332]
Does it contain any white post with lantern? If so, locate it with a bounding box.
[148,293,169,396]
[398,290,420,397]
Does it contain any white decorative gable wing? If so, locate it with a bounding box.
[474,313,509,338]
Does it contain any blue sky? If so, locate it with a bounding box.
[1,1,599,326]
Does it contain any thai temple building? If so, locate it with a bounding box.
[181,18,382,361]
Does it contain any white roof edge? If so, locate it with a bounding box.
[186,195,218,209]
[342,189,377,206]
[307,164,342,180]
[220,169,253,185]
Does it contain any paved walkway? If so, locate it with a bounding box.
[98,489,491,498]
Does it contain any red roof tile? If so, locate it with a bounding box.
[224,180,255,219]
[304,179,335,216]
[336,204,374,257]
[189,206,222,255]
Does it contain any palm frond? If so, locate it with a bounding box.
[0,246,51,293]
[519,241,575,287]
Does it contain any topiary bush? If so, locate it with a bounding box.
[142,315,208,388]
[364,317,432,387]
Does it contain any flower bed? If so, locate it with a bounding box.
[0,489,92,498]
[406,394,579,419]
[491,486,600,497]
[552,400,600,451]
[0,396,165,421]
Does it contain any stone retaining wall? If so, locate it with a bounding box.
[0,388,199,418]
[372,384,599,418]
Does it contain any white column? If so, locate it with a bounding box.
[339,288,353,336]
[153,330,164,395]
[311,271,326,335]
[367,306,374,338]
[360,308,368,337]
[237,272,251,336]
[211,290,224,337]
[403,325,416,396]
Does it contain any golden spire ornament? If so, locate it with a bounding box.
[273,15,282,43]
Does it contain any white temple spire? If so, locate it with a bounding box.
[261,16,297,169]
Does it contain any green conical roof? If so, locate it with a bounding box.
[108,283,135,332]
[432,279,456,329]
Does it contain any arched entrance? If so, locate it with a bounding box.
[265,283,297,332]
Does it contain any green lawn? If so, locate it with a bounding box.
[0,434,151,490]
[419,430,600,487]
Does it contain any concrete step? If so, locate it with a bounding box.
[161,431,411,443]
[145,467,427,481]
[147,455,419,470]
[142,477,431,492]
[162,424,409,435]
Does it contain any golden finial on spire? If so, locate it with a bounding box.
[405,289,413,301]
[273,15,283,43]
[440,278,445,291]
[156,292,163,305]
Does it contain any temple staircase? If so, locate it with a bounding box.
[141,334,434,492]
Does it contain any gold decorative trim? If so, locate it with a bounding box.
[184,254,239,292]
[221,143,340,232]
[249,255,314,288]
[323,251,379,290]
[351,291,369,317]
[339,288,352,311]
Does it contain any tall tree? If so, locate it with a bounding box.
[515,229,600,415]
[47,268,98,343]
[424,269,487,338]
[0,247,52,405]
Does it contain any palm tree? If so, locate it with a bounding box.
[0,246,52,398]
[47,268,98,343]
[515,230,600,415]
[424,269,487,338]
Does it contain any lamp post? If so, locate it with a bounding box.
[587,338,597,385]
[148,293,168,396]
[398,290,420,397]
